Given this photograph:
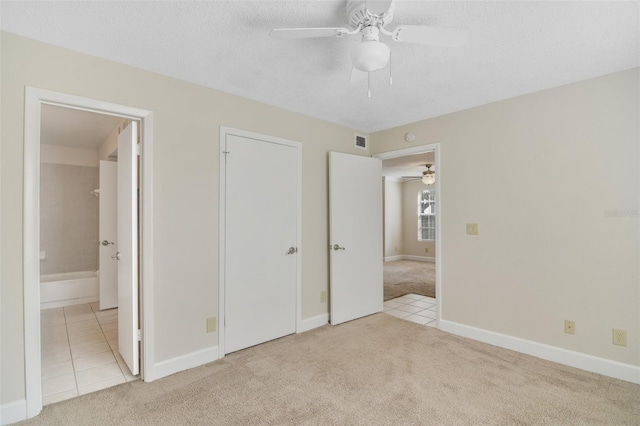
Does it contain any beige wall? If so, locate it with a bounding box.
[402,179,436,258]
[98,119,128,161]
[0,32,366,404]
[383,178,403,258]
[371,68,639,367]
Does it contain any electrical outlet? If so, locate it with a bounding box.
[424,247,429,253]
[320,291,327,303]
[206,317,217,333]
[612,328,627,346]
[564,320,575,335]
[466,223,479,235]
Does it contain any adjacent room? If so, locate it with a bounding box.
[1,1,638,424]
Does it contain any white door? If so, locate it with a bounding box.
[224,133,298,354]
[117,122,139,375]
[329,152,383,325]
[99,161,118,310]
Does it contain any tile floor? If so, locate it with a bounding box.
[40,302,138,406]
[383,293,438,327]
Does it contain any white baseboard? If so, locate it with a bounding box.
[150,346,220,382]
[1,399,26,425]
[440,320,640,384]
[399,255,436,263]
[384,255,403,262]
[41,295,99,310]
[297,313,329,333]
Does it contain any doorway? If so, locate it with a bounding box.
[374,144,441,328]
[23,88,154,419]
[218,127,302,356]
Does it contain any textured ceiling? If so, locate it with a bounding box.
[2,1,638,133]
[41,105,122,149]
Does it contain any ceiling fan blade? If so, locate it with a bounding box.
[393,25,469,47]
[270,27,350,39]
[349,67,368,83]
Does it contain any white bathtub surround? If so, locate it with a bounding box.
[40,271,99,309]
[40,163,99,275]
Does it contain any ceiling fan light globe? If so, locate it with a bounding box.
[350,41,390,72]
[422,172,435,185]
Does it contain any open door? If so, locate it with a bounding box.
[117,121,139,375]
[99,160,118,310]
[329,152,383,325]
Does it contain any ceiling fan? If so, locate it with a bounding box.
[402,164,435,185]
[270,0,468,94]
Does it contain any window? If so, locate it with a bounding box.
[418,189,436,241]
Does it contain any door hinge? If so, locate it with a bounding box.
[137,329,143,341]
[136,143,141,156]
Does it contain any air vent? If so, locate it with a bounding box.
[354,133,368,150]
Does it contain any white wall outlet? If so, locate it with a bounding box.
[612,328,627,346]
[206,317,217,333]
[320,291,327,303]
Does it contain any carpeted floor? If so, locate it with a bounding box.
[384,260,435,301]
[22,314,639,425]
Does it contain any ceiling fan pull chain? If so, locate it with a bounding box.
[389,51,393,86]
[368,72,371,98]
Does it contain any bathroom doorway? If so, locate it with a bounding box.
[23,87,154,419]
[39,106,138,404]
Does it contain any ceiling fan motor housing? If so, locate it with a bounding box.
[347,0,395,29]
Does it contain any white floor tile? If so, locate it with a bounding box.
[415,309,437,319]
[100,321,118,332]
[41,316,66,327]
[42,373,76,396]
[394,296,417,304]
[384,309,411,319]
[90,302,101,312]
[98,314,118,325]
[426,305,437,312]
[383,300,403,308]
[403,294,423,300]
[94,308,118,318]
[65,312,96,324]
[67,318,100,332]
[42,339,71,355]
[69,332,107,348]
[408,300,432,309]
[405,314,429,325]
[64,304,93,315]
[41,331,69,345]
[71,341,111,359]
[43,388,78,406]
[73,351,117,372]
[104,329,118,342]
[78,375,125,396]
[67,323,103,338]
[423,297,436,303]
[42,348,72,367]
[42,360,74,380]
[75,362,123,387]
[395,305,423,314]
[41,323,67,335]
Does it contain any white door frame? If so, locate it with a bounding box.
[373,143,442,327]
[23,87,155,419]
[218,126,302,358]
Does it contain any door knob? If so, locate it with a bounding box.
[332,244,346,251]
[101,240,115,246]
[286,247,298,255]
[111,252,121,261]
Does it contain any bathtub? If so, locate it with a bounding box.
[40,270,99,309]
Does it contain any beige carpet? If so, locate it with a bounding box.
[384,260,435,301]
[22,314,639,425]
